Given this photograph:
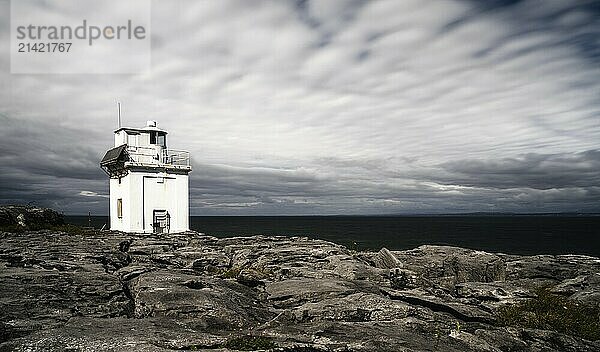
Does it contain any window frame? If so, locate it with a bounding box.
[157,133,166,147]
[117,198,123,219]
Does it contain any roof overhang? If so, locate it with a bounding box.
[114,126,168,134]
[100,144,130,177]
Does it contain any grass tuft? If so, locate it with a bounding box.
[223,335,276,351]
[221,266,242,279]
[497,287,600,341]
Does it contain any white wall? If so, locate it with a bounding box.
[114,130,152,148]
[109,176,133,231]
[114,131,127,146]
[110,170,189,233]
[137,132,151,147]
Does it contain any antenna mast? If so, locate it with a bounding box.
[117,101,122,128]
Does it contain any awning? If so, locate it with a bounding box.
[100,144,128,166]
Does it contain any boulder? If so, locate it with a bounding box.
[393,245,507,290]
[372,247,403,269]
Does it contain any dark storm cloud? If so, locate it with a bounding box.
[0,114,109,213]
[439,150,600,190]
[1,0,599,214]
[0,115,105,180]
[187,150,600,214]
[467,0,600,67]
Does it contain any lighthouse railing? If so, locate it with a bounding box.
[125,145,190,168]
[126,145,157,164]
[162,149,190,167]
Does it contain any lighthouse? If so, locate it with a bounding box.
[100,121,191,233]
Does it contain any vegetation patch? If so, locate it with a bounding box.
[221,265,242,279]
[223,335,276,351]
[50,224,85,235]
[0,224,26,233]
[0,223,85,235]
[278,348,331,352]
[497,287,600,341]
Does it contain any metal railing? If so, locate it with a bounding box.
[163,149,190,167]
[126,145,190,168]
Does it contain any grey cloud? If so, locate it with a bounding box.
[0,114,109,213]
[1,0,599,214]
[187,151,600,215]
[439,150,600,190]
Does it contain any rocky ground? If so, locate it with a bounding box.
[0,207,599,351]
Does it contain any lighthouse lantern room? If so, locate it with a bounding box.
[100,120,191,233]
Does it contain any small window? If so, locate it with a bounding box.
[117,198,123,218]
[127,133,137,147]
[157,133,166,147]
[150,131,157,144]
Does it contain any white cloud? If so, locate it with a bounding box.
[79,191,109,198]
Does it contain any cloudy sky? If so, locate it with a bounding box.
[1,0,599,215]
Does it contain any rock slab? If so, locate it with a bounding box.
[0,229,599,352]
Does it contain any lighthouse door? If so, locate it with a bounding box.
[152,210,170,234]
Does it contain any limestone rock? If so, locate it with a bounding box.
[372,247,403,269]
[0,228,599,351]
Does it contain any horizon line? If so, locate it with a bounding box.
[65,212,600,217]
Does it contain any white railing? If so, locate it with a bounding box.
[163,149,190,167]
[126,145,190,168]
[126,145,156,165]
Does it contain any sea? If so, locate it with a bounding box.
[65,215,600,257]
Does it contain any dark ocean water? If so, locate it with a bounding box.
[65,215,600,257]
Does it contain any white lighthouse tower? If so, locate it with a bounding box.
[100,120,191,233]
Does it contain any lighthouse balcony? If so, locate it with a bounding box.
[101,144,191,177]
[125,145,191,168]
